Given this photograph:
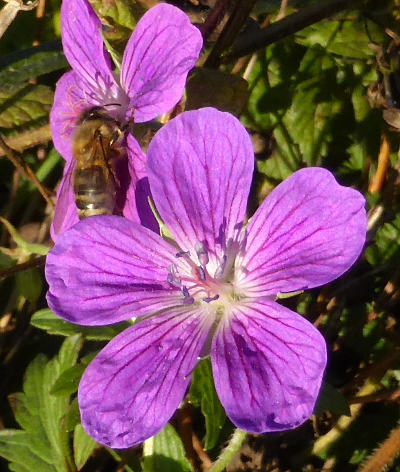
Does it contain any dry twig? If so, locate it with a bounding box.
[0,134,54,208]
[0,255,46,280]
[358,421,400,472]
[0,0,37,39]
[369,134,391,194]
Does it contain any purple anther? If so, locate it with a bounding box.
[194,242,209,266]
[203,294,219,303]
[167,265,181,287]
[182,285,194,305]
[197,266,206,281]
[214,255,227,279]
[183,296,195,305]
[176,250,190,258]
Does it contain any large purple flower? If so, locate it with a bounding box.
[45,108,367,448]
[50,0,202,240]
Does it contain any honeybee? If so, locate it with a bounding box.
[72,106,125,219]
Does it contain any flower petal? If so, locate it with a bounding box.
[121,134,158,232]
[211,298,326,433]
[121,4,202,122]
[147,108,254,264]
[46,216,181,325]
[79,306,211,448]
[61,0,121,104]
[50,71,85,162]
[50,160,79,242]
[238,168,367,296]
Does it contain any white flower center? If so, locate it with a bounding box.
[167,242,243,313]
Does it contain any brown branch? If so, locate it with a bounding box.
[0,0,37,40]
[176,404,201,472]
[340,350,400,394]
[358,421,400,472]
[199,0,231,43]
[205,0,257,68]
[0,125,51,157]
[0,134,54,208]
[192,433,212,472]
[276,0,289,20]
[369,134,390,194]
[0,255,46,280]
[348,387,400,405]
[224,0,374,61]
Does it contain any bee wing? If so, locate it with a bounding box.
[92,130,113,173]
[50,159,79,241]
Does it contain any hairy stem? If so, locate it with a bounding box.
[209,429,247,472]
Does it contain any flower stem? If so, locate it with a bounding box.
[209,429,247,472]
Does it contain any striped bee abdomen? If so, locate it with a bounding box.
[73,166,116,219]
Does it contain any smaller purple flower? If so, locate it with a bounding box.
[45,108,367,449]
[50,0,202,240]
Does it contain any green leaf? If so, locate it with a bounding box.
[90,0,142,29]
[277,47,341,168]
[0,335,83,471]
[73,424,97,470]
[0,430,55,472]
[31,308,128,340]
[15,268,42,303]
[314,382,351,417]
[365,214,400,266]
[295,17,383,60]
[0,251,14,269]
[0,42,66,92]
[50,364,86,397]
[189,359,226,450]
[64,398,81,433]
[89,0,145,47]
[0,84,53,129]
[142,423,193,472]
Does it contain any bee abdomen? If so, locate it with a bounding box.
[74,166,115,220]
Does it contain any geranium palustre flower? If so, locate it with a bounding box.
[50,0,202,239]
[46,108,367,448]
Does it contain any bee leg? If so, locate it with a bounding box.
[109,129,124,147]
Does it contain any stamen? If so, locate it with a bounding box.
[197,266,206,282]
[203,294,219,303]
[214,255,227,279]
[167,264,181,287]
[195,242,209,266]
[176,250,190,258]
[182,286,194,305]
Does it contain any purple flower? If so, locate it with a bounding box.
[45,108,367,449]
[50,0,202,240]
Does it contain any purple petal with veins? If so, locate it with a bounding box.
[121,3,203,123]
[147,108,254,266]
[46,216,181,325]
[236,168,367,296]
[50,160,79,241]
[50,71,85,163]
[122,134,158,232]
[79,306,212,448]
[60,0,121,104]
[212,298,326,433]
